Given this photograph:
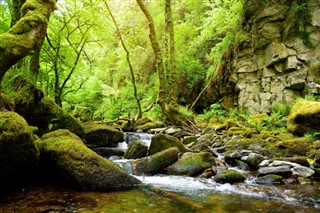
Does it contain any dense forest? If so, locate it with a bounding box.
[1,0,320,212]
[0,0,247,122]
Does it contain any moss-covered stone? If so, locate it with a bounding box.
[82,122,123,147]
[134,120,165,132]
[254,174,283,184]
[287,100,320,136]
[214,119,238,132]
[13,79,84,136]
[166,152,216,176]
[0,93,15,111]
[39,129,140,190]
[276,137,313,156]
[214,169,246,184]
[149,133,190,155]
[133,147,179,175]
[124,140,148,159]
[0,112,39,186]
[227,127,253,137]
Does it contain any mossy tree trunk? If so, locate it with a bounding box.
[136,0,185,125]
[104,1,142,120]
[0,0,57,87]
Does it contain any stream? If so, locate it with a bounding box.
[1,132,320,212]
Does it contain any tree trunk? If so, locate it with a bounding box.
[136,0,185,125]
[104,1,142,120]
[0,0,57,85]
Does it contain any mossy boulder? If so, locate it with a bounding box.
[149,133,190,155]
[0,93,15,111]
[254,174,283,184]
[82,122,124,147]
[0,112,39,186]
[276,137,313,156]
[246,153,265,168]
[227,127,253,137]
[39,129,140,190]
[133,147,179,175]
[13,79,84,136]
[124,140,148,159]
[287,100,320,136]
[214,169,246,184]
[134,118,165,132]
[166,152,216,176]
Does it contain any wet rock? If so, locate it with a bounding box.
[246,153,265,168]
[0,112,40,188]
[214,169,246,184]
[224,151,242,166]
[272,156,310,167]
[82,122,124,147]
[166,152,216,176]
[257,166,292,178]
[254,175,283,184]
[39,130,140,190]
[149,133,189,155]
[93,147,125,158]
[133,147,179,175]
[124,140,148,159]
[134,117,164,132]
[287,100,320,136]
[291,166,315,178]
[183,136,197,145]
[258,160,270,167]
[164,127,181,135]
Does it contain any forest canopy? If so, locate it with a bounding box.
[0,0,245,122]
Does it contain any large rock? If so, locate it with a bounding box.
[149,133,189,155]
[124,140,148,159]
[287,100,320,136]
[166,152,216,176]
[13,78,84,136]
[39,130,140,190]
[133,147,179,175]
[246,153,265,168]
[214,169,246,184]
[82,122,124,147]
[0,112,39,187]
[257,166,292,178]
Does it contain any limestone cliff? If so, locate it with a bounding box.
[220,0,320,114]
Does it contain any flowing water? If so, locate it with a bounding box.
[1,133,320,212]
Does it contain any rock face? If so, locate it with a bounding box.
[39,130,140,190]
[0,112,39,187]
[149,133,189,155]
[82,122,124,147]
[287,100,320,136]
[166,152,216,176]
[217,0,320,114]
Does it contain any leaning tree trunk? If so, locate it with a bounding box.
[136,0,185,125]
[0,0,57,86]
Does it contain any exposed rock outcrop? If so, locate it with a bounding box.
[218,0,320,114]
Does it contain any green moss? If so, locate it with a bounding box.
[167,152,216,176]
[255,174,283,184]
[82,122,123,147]
[149,133,190,155]
[134,147,179,175]
[39,129,140,190]
[124,140,148,159]
[41,97,84,136]
[287,100,320,136]
[0,93,15,111]
[275,137,313,156]
[0,112,39,183]
[214,169,246,184]
[134,120,164,132]
[227,127,253,137]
